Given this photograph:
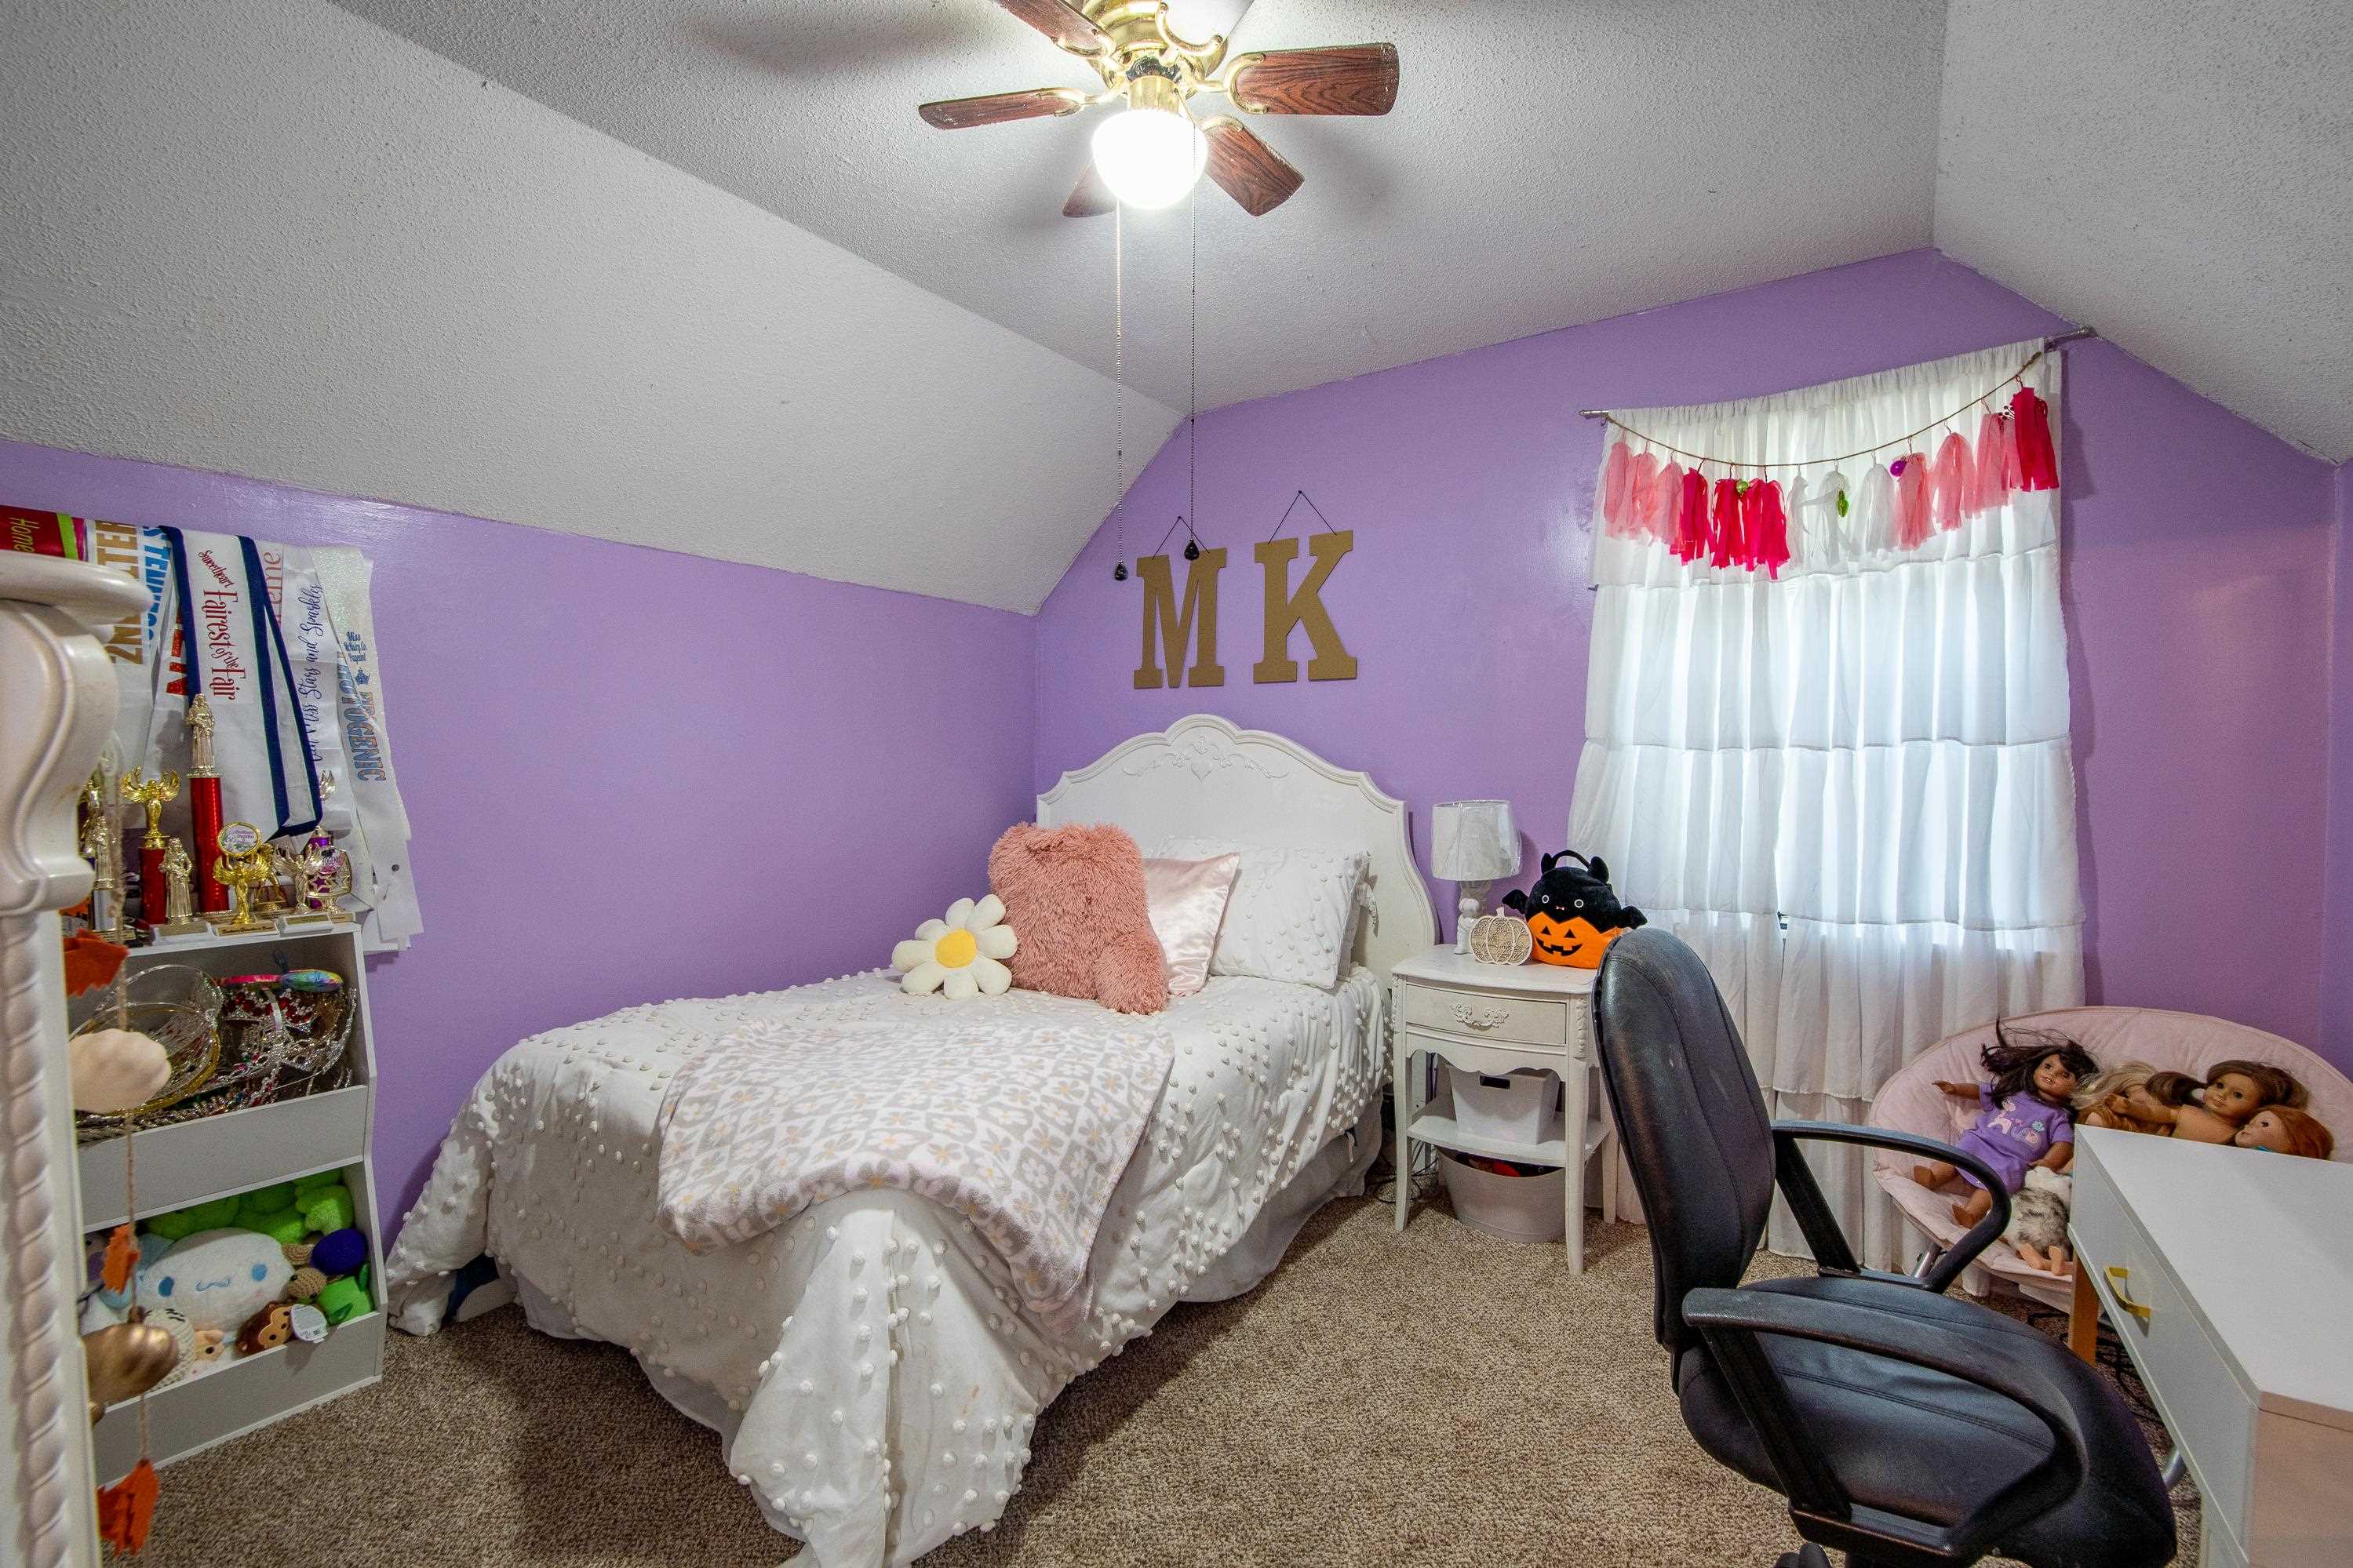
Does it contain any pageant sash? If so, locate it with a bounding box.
[307,546,421,946]
[161,527,323,839]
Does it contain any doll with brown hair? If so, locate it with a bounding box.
[1914,1021,2098,1228]
[2126,1058,2306,1144]
[2232,1104,2335,1161]
[2071,1060,2165,1133]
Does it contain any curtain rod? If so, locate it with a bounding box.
[1575,326,2099,420]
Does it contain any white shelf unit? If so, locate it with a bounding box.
[74,922,387,1480]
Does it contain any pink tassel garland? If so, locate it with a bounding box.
[1757,480,1790,577]
[1646,460,1682,544]
[1969,409,2010,517]
[1600,442,1634,534]
[1675,467,1709,561]
[2009,387,2059,489]
[1932,431,1969,533]
[1891,455,1931,550]
[1710,477,1743,569]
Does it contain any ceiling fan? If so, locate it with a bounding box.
[918,1,1398,217]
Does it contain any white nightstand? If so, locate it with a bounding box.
[1390,947,1619,1271]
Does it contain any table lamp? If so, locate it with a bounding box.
[1432,799,1520,955]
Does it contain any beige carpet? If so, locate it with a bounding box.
[133,1195,2195,1567]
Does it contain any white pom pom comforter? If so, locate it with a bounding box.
[384,968,1381,1568]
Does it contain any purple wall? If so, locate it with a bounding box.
[1034,250,2348,1068]
[1,438,1037,1229]
[2325,462,2353,1061]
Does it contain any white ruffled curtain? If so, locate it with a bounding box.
[1569,340,2083,1269]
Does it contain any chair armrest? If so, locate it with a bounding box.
[1770,1121,2012,1293]
[1682,1285,2088,1563]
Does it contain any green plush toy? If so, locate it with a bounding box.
[296,1180,356,1235]
[144,1195,242,1241]
[315,1272,371,1326]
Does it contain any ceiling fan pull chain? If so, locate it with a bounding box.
[1112,201,1128,583]
[1184,180,1201,561]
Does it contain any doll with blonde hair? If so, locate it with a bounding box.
[2071,1060,2164,1133]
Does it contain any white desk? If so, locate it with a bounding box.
[2067,1129,2353,1567]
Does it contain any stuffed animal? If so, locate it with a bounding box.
[987,823,1168,1013]
[151,1308,227,1388]
[137,1228,316,1333]
[891,894,1018,999]
[1501,852,1647,969]
[2002,1165,2074,1275]
[235,1301,297,1355]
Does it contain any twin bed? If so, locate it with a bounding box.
[382,716,1435,1568]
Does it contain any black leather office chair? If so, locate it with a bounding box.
[1592,929,2175,1568]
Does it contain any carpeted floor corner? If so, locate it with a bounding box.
[130,1195,2198,1566]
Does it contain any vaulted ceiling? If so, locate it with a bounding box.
[343,0,2350,461]
[3,3,2343,624]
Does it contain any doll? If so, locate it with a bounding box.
[2002,1165,2074,1275]
[2071,1060,2165,1133]
[1914,1022,2096,1228]
[2127,1059,2304,1145]
[2232,1104,2335,1161]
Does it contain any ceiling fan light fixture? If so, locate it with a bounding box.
[1090,105,1207,209]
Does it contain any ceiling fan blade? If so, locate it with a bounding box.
[1200,116,1302,216]
[996,0,1115,56]
[919,86,1089,130]
[1226,43,1399,115]
[1063,161,1116,218]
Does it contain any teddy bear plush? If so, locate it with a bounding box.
[986,823,1168,1014]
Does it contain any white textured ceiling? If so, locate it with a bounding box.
[336,0,1951,414]
[0,0,1178,613]
[1936,1,2352,461]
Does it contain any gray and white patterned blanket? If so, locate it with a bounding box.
[655,991,1175,1326]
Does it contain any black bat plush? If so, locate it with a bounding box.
[1500,851,1646,969]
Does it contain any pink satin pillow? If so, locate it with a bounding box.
[1142,853,1240,999]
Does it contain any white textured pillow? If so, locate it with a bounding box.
[1156,837,1368,988]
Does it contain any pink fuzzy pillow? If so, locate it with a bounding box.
[987,823,1169,1014]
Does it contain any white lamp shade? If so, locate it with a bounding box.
[1090,107,1208,209]
[1431,799,1520,882]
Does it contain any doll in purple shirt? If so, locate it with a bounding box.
[1912,1023,2099,1228]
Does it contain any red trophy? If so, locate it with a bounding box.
[184,695,228,913]
[120,768,180,933]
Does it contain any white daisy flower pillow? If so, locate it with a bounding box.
[892,894,1019,999]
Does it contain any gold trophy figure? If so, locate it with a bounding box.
[121,768,180,849]
[81,762,136,945]
[154,839,208,937]
[208,822,280,936]
[122,768,180,935]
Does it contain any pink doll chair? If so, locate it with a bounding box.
[1869,1006,2353,1308]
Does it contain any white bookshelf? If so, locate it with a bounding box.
[75,922,387,1480]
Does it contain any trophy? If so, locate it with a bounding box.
[151,838,209,939]
[185,695,228,914]
[80,759,137,946]
[283,773,354,926]
[120,767,180,934]
[207,821,279,936]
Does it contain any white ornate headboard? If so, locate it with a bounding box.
[1037,714,1435,982]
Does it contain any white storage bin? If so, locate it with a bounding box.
[1446,1064,1560,1146]
[1438,1152,1566,1243]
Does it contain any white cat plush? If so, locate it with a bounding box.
[2002,1165,2074,1275]
[139,1229,296,1333]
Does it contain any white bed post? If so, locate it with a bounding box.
[2,555,147,1568]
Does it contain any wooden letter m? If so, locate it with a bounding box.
[1133,548,1228,689]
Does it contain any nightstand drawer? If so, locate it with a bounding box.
[1397,981,1568,1046]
